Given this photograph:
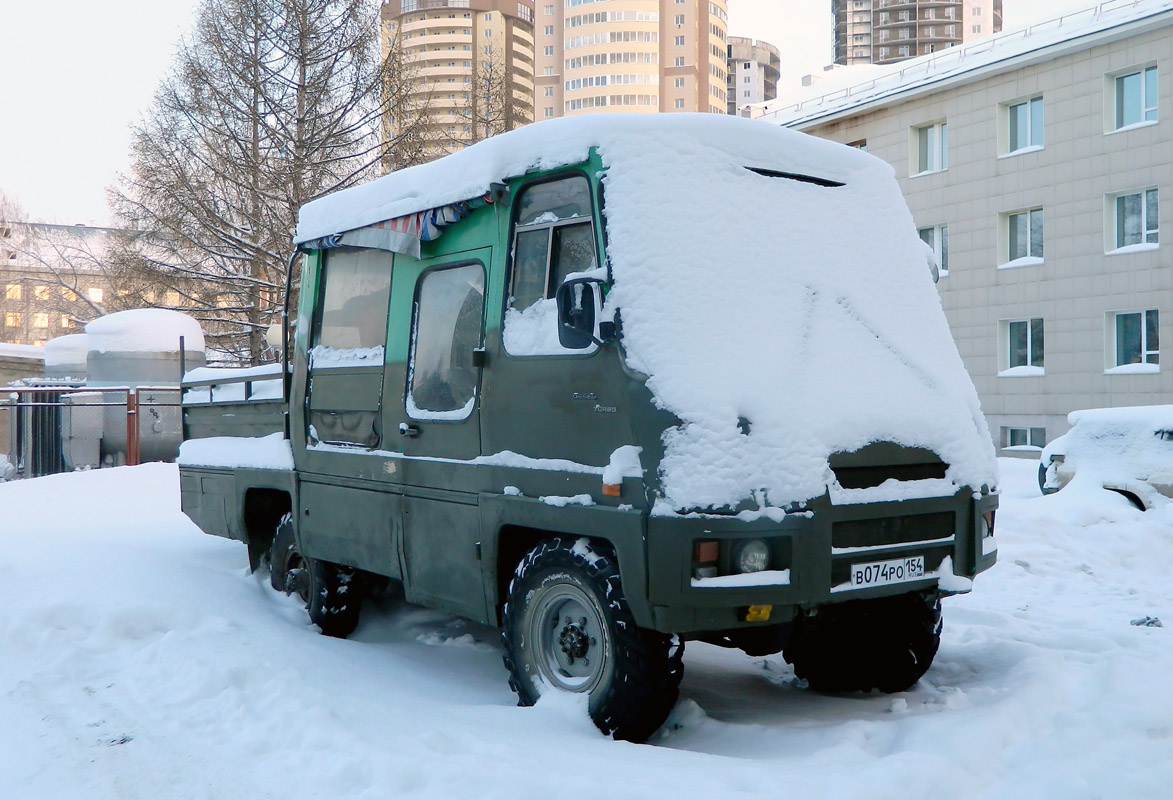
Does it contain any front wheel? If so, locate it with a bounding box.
[501,537,683,743]
[268,515,361,639]
[783,591,942,693]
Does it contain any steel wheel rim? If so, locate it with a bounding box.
[528,581,610,694]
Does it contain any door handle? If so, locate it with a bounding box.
[399,423,420,437]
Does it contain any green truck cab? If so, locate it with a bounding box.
[178,115,999,742]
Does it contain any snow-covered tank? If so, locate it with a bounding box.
[43,334,90,380]
[85,309,206,386]
[83,310,207,464]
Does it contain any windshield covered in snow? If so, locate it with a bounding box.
[591,119,996,510]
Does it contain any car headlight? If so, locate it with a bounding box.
[732,539,770,574]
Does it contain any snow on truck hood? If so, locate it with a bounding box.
[296,114,997,509]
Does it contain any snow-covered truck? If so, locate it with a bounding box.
[178,114,999,742]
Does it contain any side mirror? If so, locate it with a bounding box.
[555,278,603,349]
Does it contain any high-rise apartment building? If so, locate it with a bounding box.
[533,1,729,119]
[382,1,536,157]
[834,1,1002,66]
[727,36,780,116]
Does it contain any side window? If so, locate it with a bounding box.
[408,264,485,419]
[306,248,390,449]
[504,175,599,355]
[311,248,392,367]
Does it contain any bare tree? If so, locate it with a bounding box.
[448,50,532,149]
[0,189,30,254]
[110,0,433,364]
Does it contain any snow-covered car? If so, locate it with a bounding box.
[1040,405,1173,509]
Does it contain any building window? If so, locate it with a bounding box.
[1112,309,1159,366]
[847,138,867,152]
[544,86,554,96]
[544,107,554,117]
[1110,188,1159,250]
[1002,427,1047,449]
[1114,66,1158,129]
[3,284,20,301]
[674,98,685,109]
[675,15,685,24]
[86,287,104,302]
[918,224,948,275]
[4,312,21,327]
[675,35,684,46]
[972,24,981,33]
[62,315,74,328]
[32,312,49,328]
[1008,97,1043,152]
[34,285,50,300]
[544,5,553,15]
[544,25,553,35]
[1005,208,1044,263]
[1005,317,1044,370]
[674,77,685,88]
[913,121,947,174]
[674,56,685,66]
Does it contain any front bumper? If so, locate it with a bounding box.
[645,488,998,634]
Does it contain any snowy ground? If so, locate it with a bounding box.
[2,459,1170,799]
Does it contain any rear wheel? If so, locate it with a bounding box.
[501,537,683,743]
[268,514,361,638]
[784,591,941,693]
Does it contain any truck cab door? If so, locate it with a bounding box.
[387,250,489,621]
[297,246,400,578]
[392,252,488,463]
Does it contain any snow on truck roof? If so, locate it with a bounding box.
[298,114,997,509]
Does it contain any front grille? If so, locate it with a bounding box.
[833,462,947,489]
[832,511,955,550]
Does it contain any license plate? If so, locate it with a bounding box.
[850,556,925,588]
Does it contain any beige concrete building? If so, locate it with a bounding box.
[533,0,729,120]
[382,0,536,155]
[834,1,1002,66]
[727,36,780,116]
[767,0,1173,452]
[1,223,116,347]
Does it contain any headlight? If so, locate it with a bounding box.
[732,539,770,574]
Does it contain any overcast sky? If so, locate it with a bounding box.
[0,0,1101,225]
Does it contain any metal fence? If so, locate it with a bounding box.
[2,386,183,479]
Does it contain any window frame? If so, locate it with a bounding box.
[1107,187,1159,252]
[502,170,605,360]
[911,120,948,176]
[406,260,487,422]
[1107,309,1160,370]
[1000,317,1045,373]
[1002,426,1047,450]
[1001,207,1045,266]
[1004,95,1044,154]
[918,223,948,276]
[1109,65,1159,131]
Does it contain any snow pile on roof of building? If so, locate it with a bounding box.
[85,309,205,354]
[43,334,89,367]
[0,342,44,361]
[760,0,1173,127]
[297,113,996,509]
